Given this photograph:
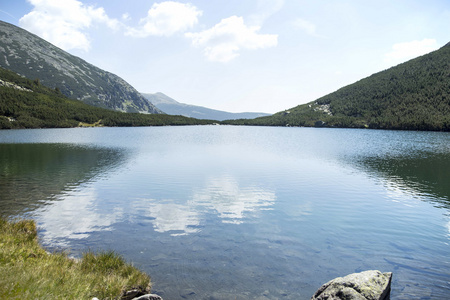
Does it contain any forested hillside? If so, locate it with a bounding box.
[0,68,214,129]
[224,42,450,131]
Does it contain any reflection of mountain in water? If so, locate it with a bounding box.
[0,144,126,217]
[356,152,450,209]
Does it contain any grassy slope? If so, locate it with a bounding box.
[224,43,450,131]
[0,67,216,129]
[0,218,150,299]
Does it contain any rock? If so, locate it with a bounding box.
[121,286,151,300]
[132,294,163,300]
[311,270,392,300]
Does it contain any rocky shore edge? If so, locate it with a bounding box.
[3,218,391,300]
[118,269,391,300]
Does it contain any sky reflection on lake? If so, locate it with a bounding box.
[1,127,450,299]
[36,186,124,247]
[191,175,275,224]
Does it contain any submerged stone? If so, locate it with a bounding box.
[311,270,392,300]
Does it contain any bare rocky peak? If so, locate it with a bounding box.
[0,20,161,114]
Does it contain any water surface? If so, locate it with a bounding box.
[0,126,449,299]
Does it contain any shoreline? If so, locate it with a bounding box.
[1,218,392,300]
[0,217,153,299]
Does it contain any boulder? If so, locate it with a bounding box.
[132,294,163,300]
[121,287,146,300]
[311,270,392,300]
[121,286,155,300]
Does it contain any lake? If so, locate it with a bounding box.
[1,126,449,299]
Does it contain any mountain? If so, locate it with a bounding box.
[142,92,270,121]
[224,42,450,131]
[0,20,160,114]
[0,67,214,129]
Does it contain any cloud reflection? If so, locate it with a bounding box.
[146,202,200,236]
[36,187,123,247]
[137,175,276,235]
[37,174,276,239]
[192,175,275,224]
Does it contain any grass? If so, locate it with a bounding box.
[0,217,151,299]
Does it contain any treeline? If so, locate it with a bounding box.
[224,42,450,131]
[0,67,215,129]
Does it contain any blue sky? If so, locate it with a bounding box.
[1,0,449,113]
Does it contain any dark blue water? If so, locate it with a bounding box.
[1,126,449,299]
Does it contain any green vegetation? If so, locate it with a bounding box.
[0,67,215,129]
[224,42,450,131]
[0,217,150,299]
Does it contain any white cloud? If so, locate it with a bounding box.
[125,1,202,37]
[122,13,131,22]
[19,0,119,52]
[384,39,439,66]
[292,18,318,36]
[186,16,278,63]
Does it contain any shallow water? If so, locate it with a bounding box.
[1,126,449,299]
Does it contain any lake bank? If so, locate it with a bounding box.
[1,216,394,300]
[0,217,151,299]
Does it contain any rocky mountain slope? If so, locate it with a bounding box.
[142,92,270,121]
[225,42,450,131]
[0,20,160,114]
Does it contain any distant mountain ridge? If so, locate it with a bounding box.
[225,42,450,131]
[142,92,270,121]
[0,20,160,114]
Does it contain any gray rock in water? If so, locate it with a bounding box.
[132,294,163,300]
[311,270,392,300]
[121,288,146,300]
